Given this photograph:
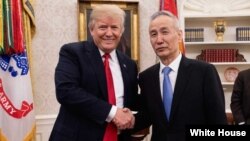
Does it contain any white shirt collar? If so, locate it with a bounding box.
[99,49,118,62]
[160,53,182,73]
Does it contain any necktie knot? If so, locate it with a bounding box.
[103,53,111,68]
[103,53,111,60]
[162,67,172,75]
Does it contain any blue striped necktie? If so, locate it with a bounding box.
[162,67,172,120]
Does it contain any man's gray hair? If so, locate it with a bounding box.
[150,11,180,29]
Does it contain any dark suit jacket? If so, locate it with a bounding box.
[49,41,138,141]
[231,68,250,124]
[135,56,227,141]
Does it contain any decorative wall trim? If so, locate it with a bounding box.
[35,114,57,141]
[183,0,250,16]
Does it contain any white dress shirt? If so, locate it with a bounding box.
[159,53,182,99]
[99,49,124,122]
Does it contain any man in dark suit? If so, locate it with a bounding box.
[49,5,138,141]
[133,11,227,141]
[231,68,250,125]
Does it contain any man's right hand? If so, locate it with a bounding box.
[112,108,135,130]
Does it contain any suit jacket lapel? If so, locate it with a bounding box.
[85,41,108,100]
[151,64,170,124]
[116,51,130,106]
[170,56,191,121]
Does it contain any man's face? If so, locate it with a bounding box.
[149,15,182,61]
[90,16,123,53]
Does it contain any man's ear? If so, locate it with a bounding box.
[178,29,183,41]
[89,27,94,36]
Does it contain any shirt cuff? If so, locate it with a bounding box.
[106,106,117,122]
[238,122,245,125]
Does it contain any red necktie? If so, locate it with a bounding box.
[103,53,117,141]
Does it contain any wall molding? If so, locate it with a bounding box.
[35,114,57,141]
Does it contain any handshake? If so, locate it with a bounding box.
[112,108,135,130]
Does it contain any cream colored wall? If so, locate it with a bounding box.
[31,0,159,115]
